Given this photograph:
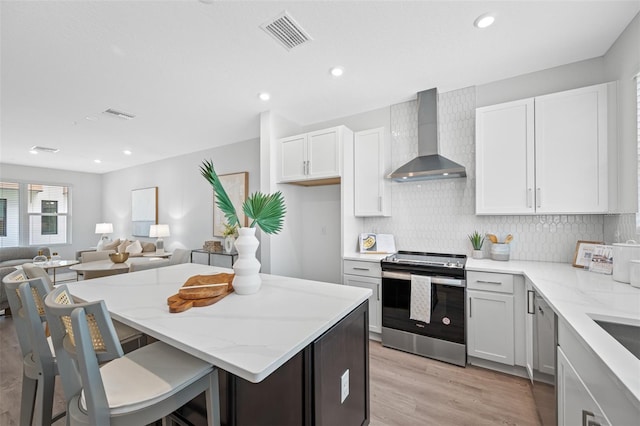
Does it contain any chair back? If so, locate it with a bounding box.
[3,269,35,357]
[84,268,129,280]
[22,262,54,287]
[170,248,191,265]
[44,285,123,415]
[81,250,115,263]
[17,278,57,370]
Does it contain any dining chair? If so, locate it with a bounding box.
[83,268,129,280]
[3,271,62,426]
[44,285,220,426]
[22,262,54,287]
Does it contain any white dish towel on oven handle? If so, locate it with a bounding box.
[410,274,431,324]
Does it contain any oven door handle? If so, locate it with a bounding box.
[382,271,466,287]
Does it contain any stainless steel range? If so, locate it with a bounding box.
[381,251,467,366]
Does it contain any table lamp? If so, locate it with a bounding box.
[95,223,113,250]
[149,224,170,255]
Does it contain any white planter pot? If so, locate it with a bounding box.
[472,249,484,259]
[232,227,261,295]
[224,236,235,254]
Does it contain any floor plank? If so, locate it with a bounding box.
[0,314,540,425]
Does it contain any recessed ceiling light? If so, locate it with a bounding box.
[258,92,271,101]
[29,149,38,155]
[94,159,102,164]
[474,13,495,29]
[123,150,132,155]
[330,67,344,77]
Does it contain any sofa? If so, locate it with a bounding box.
[75,239,156,261]
[0,246,51,267]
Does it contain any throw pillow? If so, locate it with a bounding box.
[118,240,131,253]
[101,239,121,251]
[141,242,156,253]
[125,240,143,254]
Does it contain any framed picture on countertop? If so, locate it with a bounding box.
[572,240,602,268]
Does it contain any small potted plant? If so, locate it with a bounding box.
[222,222,238,254]
[468,231,485,259]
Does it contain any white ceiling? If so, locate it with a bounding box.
[1,0,638,174]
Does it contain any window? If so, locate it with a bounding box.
[41,200,58,235]
[0,181,70,247]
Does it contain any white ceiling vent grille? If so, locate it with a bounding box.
[103,108,135,120]
[30,146,60,154]
[260,11,312,51]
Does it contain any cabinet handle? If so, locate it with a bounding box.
[306,160,310,175]
[477,280,502,285]
[377,283,380,301]
[582,410,601,426]
[378,196,382,211]
[353,267,370,271]
[527,188,533,208]
[527,290,535,315]
[469,297,472,317]
[536,188,541,208]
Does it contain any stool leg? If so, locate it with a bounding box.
[20,374,37,426]
[205,369,220,426]
[37,371,56,426]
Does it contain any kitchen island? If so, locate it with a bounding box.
[65,263,372,425]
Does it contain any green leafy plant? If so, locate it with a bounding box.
[200,159,286,235]
[222,222,238,238]
[468,231,485,250]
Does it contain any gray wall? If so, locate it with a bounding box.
[101,138,260,256]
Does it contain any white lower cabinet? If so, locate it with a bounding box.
[557,347,610,426]
[467,271,515,365]
[343,260,381,333]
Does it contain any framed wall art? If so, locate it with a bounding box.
[131,187,158,237]
[213,172,248,237]
[572,240,602,268]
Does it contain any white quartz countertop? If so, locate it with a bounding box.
[64,263,371,383]
[343,252,390,262]
[466,258,640,404]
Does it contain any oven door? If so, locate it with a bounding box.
[382,271,465,344]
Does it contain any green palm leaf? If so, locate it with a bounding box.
[200,159,286,235]
[199,159,239,227]
[243,191,286,235]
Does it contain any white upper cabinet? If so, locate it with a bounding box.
[354,127,391,216]
[277,126,346,184]
[476,82,614,215]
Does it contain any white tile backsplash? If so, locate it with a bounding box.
[364,86,606,263]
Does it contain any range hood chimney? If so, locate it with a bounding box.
[387,88,467,182]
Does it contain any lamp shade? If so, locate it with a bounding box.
[95,223,113,234]
[149,224,170,238]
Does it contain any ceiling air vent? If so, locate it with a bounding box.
[103,108,135,120]
[30,145,60,154]
[260,11,312,51]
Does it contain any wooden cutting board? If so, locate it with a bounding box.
[167,273,234,313]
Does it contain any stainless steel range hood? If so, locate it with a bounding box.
[387,88,466,182]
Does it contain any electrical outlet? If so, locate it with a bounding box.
[340,369,349,403]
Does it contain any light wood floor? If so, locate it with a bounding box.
[0,314,539,425]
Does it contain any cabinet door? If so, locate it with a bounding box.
[476,98,535,214]
[467,290,515,365]
[557,347,611,426]
[308,128,341,179]
[535,84,608,213]
[354,128,390,216]
[278,134,307,182]
[344,274,381,333]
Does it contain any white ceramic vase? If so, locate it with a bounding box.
[472,249,483,259]
[224,236,235,253]
[232,227,261,295]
